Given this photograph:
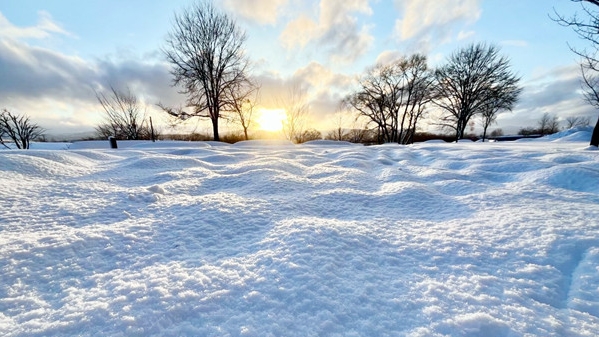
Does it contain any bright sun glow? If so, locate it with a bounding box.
[256,108,286,132]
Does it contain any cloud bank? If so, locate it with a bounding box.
[393,0,481,51]
[0,12,180,135]
[280,0,374,64]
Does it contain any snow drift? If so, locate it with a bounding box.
[0,134,598,336]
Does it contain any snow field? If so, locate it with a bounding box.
[1,133,598,336]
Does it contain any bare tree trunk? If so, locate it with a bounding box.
[591,115,599,146]
[150,116,155,142]
[212,117,220,142]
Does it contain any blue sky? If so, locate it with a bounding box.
[0,0,595,137]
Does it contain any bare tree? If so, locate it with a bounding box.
[96,86,152,140]
[227,80,260,140]
[299,129,322,143]
[344,54,433,144]
[281,83,309,143]
[554,0,599,146]
[344,63,392,143]
[0,109,45,149]
[326,104,353,141]
[480,85,522,142]
[538,112,561,135]
[480,108,498,142]
[565,115,591,128]
[397,54,434,144]
[163,0,250,142]
[433,43,521,141]
[490,128,504,137]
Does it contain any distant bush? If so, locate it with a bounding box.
[220,132,248,144]
[490,128,504,137]
[411,132,459,143]
[518,127,540,136]
[164,133,212,142]
[162,131,250,144]
[297,129,322,143]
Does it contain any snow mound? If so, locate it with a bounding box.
[541,166,599,194]
[541,126,593,142]
[552,127,593,142]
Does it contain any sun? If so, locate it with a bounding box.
[256,108,286,132]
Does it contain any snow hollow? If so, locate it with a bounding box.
[1,129,598,336]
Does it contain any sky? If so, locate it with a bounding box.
[0,0,596,138]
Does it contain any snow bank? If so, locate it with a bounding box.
[526,126,594,143]
[0,137,598,336]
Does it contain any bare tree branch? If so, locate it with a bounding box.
[280,83,309,143]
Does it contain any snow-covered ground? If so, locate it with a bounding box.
[1,128,598,336]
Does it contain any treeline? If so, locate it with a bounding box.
[342,43,521,144]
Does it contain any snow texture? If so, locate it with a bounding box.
[1,130,598,336]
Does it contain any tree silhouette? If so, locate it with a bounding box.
[163,0,251,141]
[433,43,521,141]
[0,109,45,149]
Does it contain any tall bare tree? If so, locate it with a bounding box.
[281,83,309,143]
[344,63,392,143]
[326,105,352,141]
[480,85,522,142]
[163,0,250,141]
[344,54,433,144]
[554,0,599,146]
[0,109,45,149]
[399,55,434,144]
[96,86,151,140]
[433,43,521,141]
[227,80,260,140]
[538,112,561,135]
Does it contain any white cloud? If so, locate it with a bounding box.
[222,0,289,25]
[394,0,481,50]
[457,30,476,41]
[280,14,319,49]
[279,0,374,63]
[375,50,403,65]
[0,11,73,40]
[292,62,353,92]
[320,0,372,26]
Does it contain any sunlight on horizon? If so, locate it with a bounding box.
[256,108,286,132]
